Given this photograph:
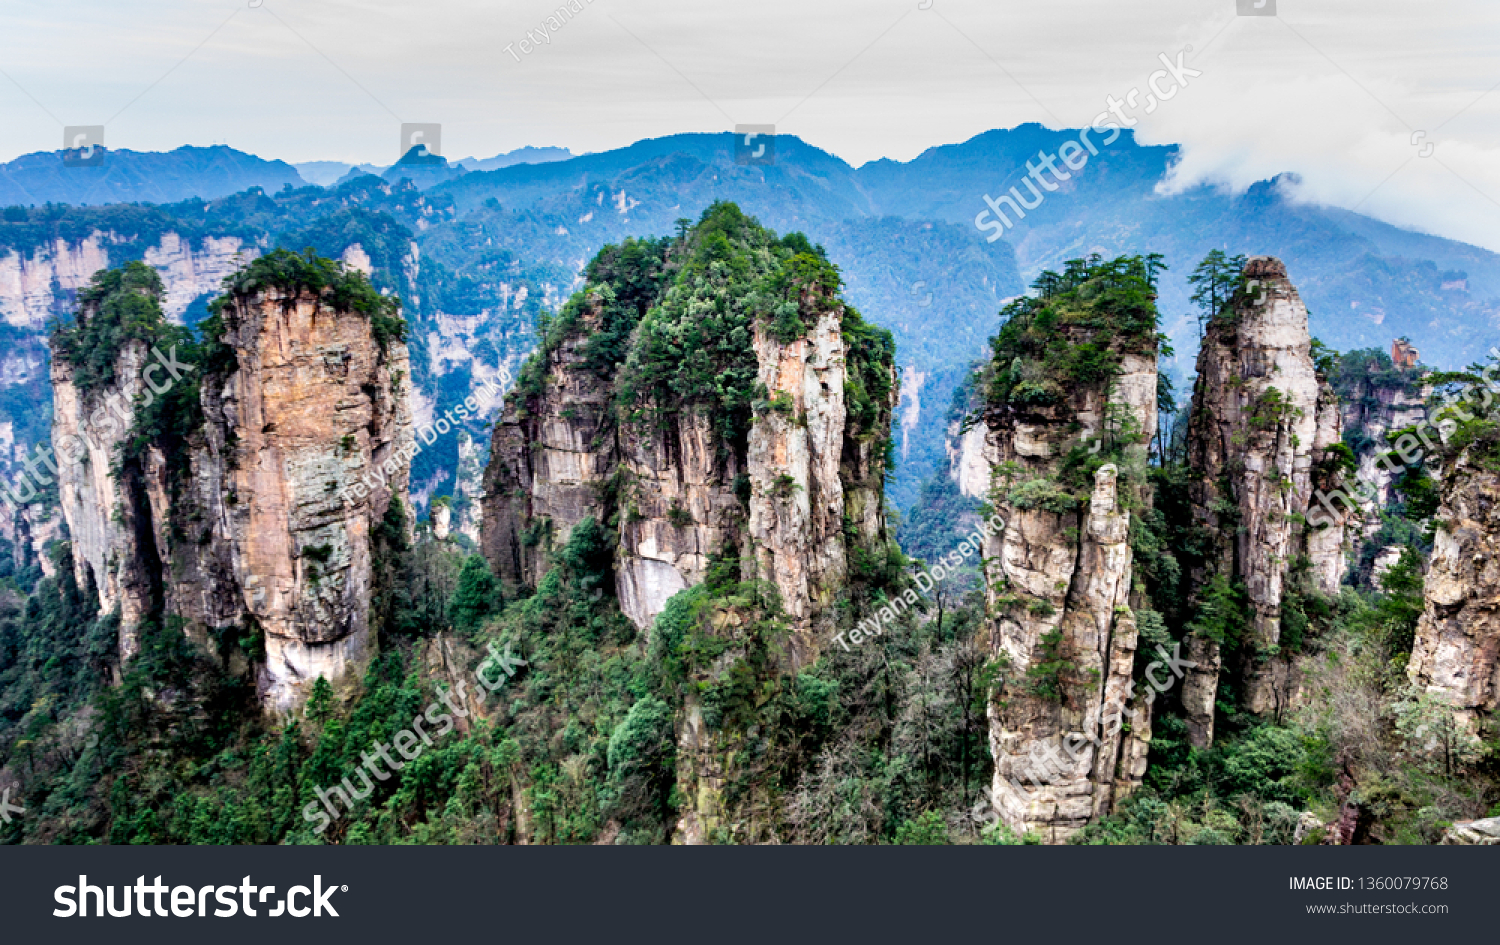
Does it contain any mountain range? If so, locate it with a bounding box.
[3,125,1499,511]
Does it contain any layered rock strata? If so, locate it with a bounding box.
[52,260,412,711]
[979,343,1159,843]
[1181,257,1349,747]
[482,279,893,657]
[1408,455,1500,731]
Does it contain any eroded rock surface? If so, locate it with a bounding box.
[1409,456,1500,730]
[1182,257,1348,746]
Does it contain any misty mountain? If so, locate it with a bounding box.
[0,145,305,206]
[4,126,1500,511]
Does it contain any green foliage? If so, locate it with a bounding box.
[1187,249,1248,335]
[666,501,694,528]
[51,262,176,397]
[214,248,406,352]
[1278,556,1334,654]
[1025,627,1069,702]
[892,809,949,845]
[982,256,1162,476]
[605,695,677,841]
[451,555,502,636]
[1374,546,1426,658]
[1187,573,1249,648]
[1005,476,1078,514]
[1247,386,1296,432]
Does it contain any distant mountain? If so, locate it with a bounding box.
[4,127,1499,514]
[0,145,305,206]
[406,127,1500,502]
[850,125,1500,373]
[296,147,575,190]
[292,160,369,186]
[455,146,573,172]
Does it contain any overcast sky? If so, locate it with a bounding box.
[2,0,1498,250]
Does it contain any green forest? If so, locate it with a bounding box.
[0,208,1495,845]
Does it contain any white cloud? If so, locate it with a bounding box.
[0,0,1495,248]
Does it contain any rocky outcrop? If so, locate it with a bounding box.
[51,256,412,712]
[979,341,1158,843]
[1182,257,1349,746]
[1408,456,1500,730]
[1,231,257,328]
[481,296,620,593]
[142,234,258,320]
[52,340,159,658]
[480,209,897,845]
[451,432,485,543]
[187,281,412,711]
[744,305,853,657]
[616,407,741,631]
[1335,354,1427,538]
[0,234,112,328]
[482,249,894,654]
[1439,816,1500,845]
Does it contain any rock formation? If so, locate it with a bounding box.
[1408,454,1500,731]
[480,208,896,843]
[51,254,412,711]
[482,212,895,656]
[1,230,257,328]
[481,294,620,595]
[1333,350,1427,538]
[964,258,1162,843]
[1181,256,1349,746]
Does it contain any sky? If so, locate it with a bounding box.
[1,0,1499,250]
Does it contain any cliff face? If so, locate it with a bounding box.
[481,214,895,655]
[1182,257,1349,747]
[1,231,257,328]
[50,255,412,712]
[1408,455,1500,729]
[982,353,1157,842]
[52,340,159,659]
[482,296,620,594]
[967,258,1163,843]
[187,280,412,711]
[480,208,897,843]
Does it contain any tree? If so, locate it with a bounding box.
[606,695,677,840]
[450,555,502,635]
[1187,249,1247,338]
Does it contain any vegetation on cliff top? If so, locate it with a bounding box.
[984,253,1166,416]
[212,247,407,352]
[507,201,894,463]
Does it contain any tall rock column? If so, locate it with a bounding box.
[1408,456,1500,731]
[197,282,413,712]
[1182,256,1348,746]
[746,300,852,661]
[983,354,1158,842]
[50,254,412,713]
[971,260,1163,843]
[481,297,620,593]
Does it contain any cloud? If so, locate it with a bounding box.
[0,0,1495,248]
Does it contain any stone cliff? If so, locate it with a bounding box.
[968,257,1162,842]
[1408,452,1500,731]
[481,209,895,658]
[50,253,412,711]
[1,230,257,329]
[1181,256,1349,747]
[479,207,897,844]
